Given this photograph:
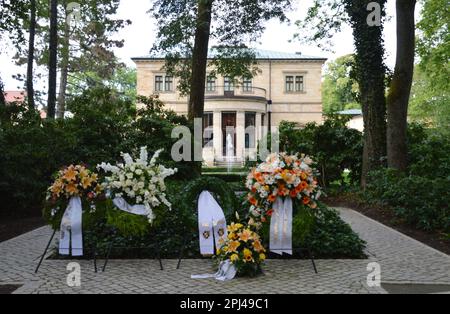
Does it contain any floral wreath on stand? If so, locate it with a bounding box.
[43,164,105,231]
[245,152,322,229]
[97,147,177,236]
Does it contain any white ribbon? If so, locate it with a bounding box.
[59,197,83,256]
[270,197,293,255]
[191,260,237,281]
[198,191,228,256]
[113,197,153,219]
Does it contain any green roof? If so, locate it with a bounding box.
[132,48,327,61]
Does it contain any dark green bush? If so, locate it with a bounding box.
[365,124,450,233]
[367,169,450,233]
[278,116,363,188]
[407,124,450,179]
[259,203,367,259]
[0,88,198,218]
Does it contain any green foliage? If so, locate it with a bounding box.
[306,204,366,258]
[417,0,449,92]
[106,207,151,237]
[183,176,239,227]
[366,124,450,232]
[151,0,292,94]
[367,169,450,233]
[0,87,197,217]
[260,203,366,259]
[68,67,137,103]
[278,117,364,188]
[322,54,360,113]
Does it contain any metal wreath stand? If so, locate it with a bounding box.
[35,224,164,274]
[175,192,318,274]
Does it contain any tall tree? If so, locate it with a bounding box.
[0,76,5,106]
[55,0,129,117]
[26,0,37,110]
[0,0,28,50]
[387,0,417,172]
[152,0,292,121]
[296,0,388,187]
[188,0,213,120]
[47,0,58,119]
[346,1,387,187]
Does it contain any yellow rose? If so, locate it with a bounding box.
[230,254,239,263]
[259,253,266,261]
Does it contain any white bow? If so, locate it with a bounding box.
[191,260,237,281]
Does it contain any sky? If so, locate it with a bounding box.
[1,0,421,91]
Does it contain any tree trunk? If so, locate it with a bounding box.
[188,0,214,121]
[387,0,417,172]
[57,8,70,119]
[0,76,5,106]
[47,0,58,120]
[345,0,388,188]
[26,0,36,110]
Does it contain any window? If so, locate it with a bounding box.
[286,75,305,93]
[285,76,294,92]
[206,76,216,92]
[155,76,164,92]
[224,77,235,92]
[165,76,174,92]
[203,113,214,147]
[295,76,304,92]
[245,113,256,149]
[242,77,252,92]
[261,114,266,127]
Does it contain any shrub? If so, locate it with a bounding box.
[278,116,363,188]
[367,169,450,233]
[0,88,199,218]
[259,203,367,259]
[407,124,450,179]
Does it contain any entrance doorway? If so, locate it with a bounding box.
[222,112,236,157]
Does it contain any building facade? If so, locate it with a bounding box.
[133,49,326,166]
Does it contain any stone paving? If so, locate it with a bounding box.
[0,208,448,294]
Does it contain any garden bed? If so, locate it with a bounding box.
[324,194,450,255]
[0,285,22,295]
[0,216,45,243]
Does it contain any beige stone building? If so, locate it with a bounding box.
[133,49,326,166]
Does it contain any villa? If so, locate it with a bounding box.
[132,49,327,166]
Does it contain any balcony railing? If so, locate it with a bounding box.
[205,86,267,102]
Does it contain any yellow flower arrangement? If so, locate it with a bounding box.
[44,165,105,231]
[217,222,266,277]
[47,165,102,201]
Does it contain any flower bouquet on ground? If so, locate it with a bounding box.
[245,152,322,227]
[43,165,105,230]
[97,147,177,236]
[216,221,267,278]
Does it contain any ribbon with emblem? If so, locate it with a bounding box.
[198,191,228,256]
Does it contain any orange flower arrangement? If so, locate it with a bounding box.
[47,165,102,200]
[246,153,322,225]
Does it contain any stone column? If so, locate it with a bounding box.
[236,111,246,161]
[256,113,262,144]
[213,111,222,161]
